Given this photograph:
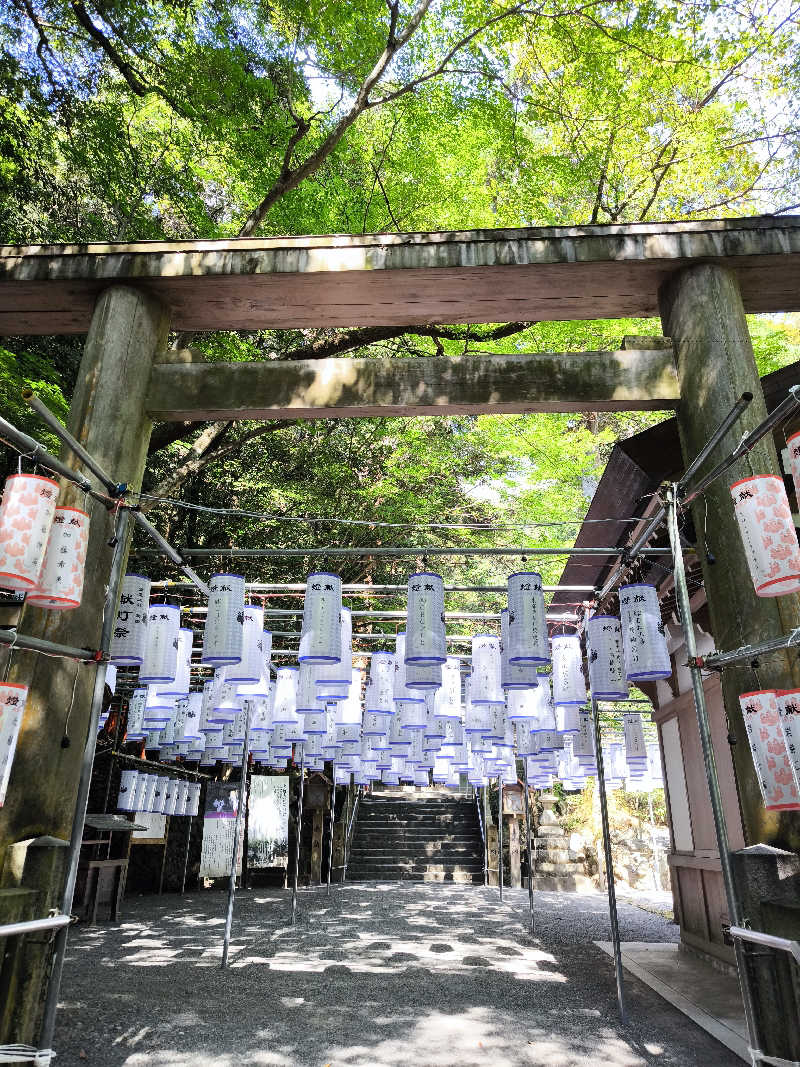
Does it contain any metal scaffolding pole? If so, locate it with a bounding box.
[0,627,101,662]
[39,508,132,1052]
[132,511,211,597]
[0,413,92,493]
[135,545,675,560]
[150,581,596,593]
[665,485,762,1053]
[221,702,251,969]
[589,693,627,1024]
[326,761,336,898]
[523,761,536,935]
[291,750,306,924]
[498,780,504,902]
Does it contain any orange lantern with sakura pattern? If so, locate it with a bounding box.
[731,475,800,597]
[0,474,59,592]
[26,505,89,610]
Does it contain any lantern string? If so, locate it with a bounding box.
[61,660,82,746]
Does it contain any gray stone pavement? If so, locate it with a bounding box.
[53,883,741,1066]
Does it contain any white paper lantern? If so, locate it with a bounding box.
[177,692,203,743]
[619,584,671,682]
[433,657,463,719]
[586,615,629,700]
[551,634,586,704]
[26,505,90,610]
[158,628,193,696]
[316,608,352,696]
[0,473,59,592]
[731,475,800,597]
[250,690,275,736]
[500,608,538,690]
[126,688,148,740]
[406,661,442,691]
[471,635,504,705]
[507,571,549,665]
[201,573,246,666]
[399,700,428,731]
[300,572,342,664]
[366,653,394,715]
[335,668,363,730]
[140,604,180,685]
[226,605,265,683]
[776,689,800,793]
[506,687,537,722]
[296,663,322,714]
[117,769,139,812]
[556,704,580,734]
[186,782,202,816]
[622,711,648,765]
[572,710,596,766]
[211,678,242,724]
[110,575,151,665]
[173,781,190,816]
[132,773,149,812]
[139,774,158,812]
[405,572,446,666]
[0,683,27,806]
[740,690,800,810]
[143,684,174,728]
[272,667,300,724]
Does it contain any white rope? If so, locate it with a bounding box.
[0,1046,55,1065]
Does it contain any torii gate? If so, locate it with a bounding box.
[1,215,800,1046]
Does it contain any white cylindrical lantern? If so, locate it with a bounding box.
[126,688,148,740]
[117,769,138,812]
[143,684,174,728]
[471,635,504,705]
[140,774,158,812]
[159,628,193,696]
[405,572,446,666]
[210,678,242,725]
[109,574,151,665]
[202,573,246,666]
[316,608,352,696]
[226,605,264,684]
[731,475,800,597]
[739,690,800,811]
[0,473,59,592]
[186,781,202,816]
[556,704,580,734]
[551,634,586,704]
[26,505,89,610]
[132,772,149,812]
[619,584,671,682]
[776,689,800,793]
[405,661,442,692]
[272,667,299,725]
[178,692,203,743]
[366,653,394,715]
[586,615,629,701]
[433,657,462,719]
[500,608,538,690]
[296,663,321,715]
[399,700,428,731]
[0,683,28,806]
[139,604,180,685]
[506,687,537,722]
[507,572,549,665]
[299,572,342,664]
[622,712,648,772]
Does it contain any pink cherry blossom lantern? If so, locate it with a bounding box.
[731,475,800,597]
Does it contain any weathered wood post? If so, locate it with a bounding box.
[660,264,800,1059]
[0,286,169,1045]
[659,264,800,851]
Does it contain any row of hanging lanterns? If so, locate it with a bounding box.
[738,689,800,810]
[117,770,201,816]
[0,473,89,609]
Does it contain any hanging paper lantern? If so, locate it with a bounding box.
[186,782,202,816]
[556,704,580,734]
[646,742,664,787]
[0,473,59,592]
[551,634,586,704]
[132,773,149,813]
[586,615,629,700]
[471,635,504,705]
[398,699,428,731]
[572,709,597,767]
[26,505,90,610]
[433,657,463,719]
[299,572,342,664]
[731,475,800,597]
[272,666,300,724]
[531,672,556,731]
[227,605,265,684]
[739,690,800,810]
[500,609,538,690]
[175,693,203,744]
[0,683,28,807]
[210,676,243,725]
[250,690,275,737]
[507,572,549,665]
[506,686,537,723]
[143,684,174,729]
[406,661,442,691]
[619,584,671,682]
[316,607,352,698]
[202,573,246,666]
[296,663,322,715]
[405,572,446,666]
[622,711,648,766]
[174,781,191,816]
[366,653,394,715]
[140,774,158,813]
[117,769,139,812]
[109,575,151,665]
[776,689,800,792]
[140,604,180,685]
[126,688,148,740]
[158,628,193,696]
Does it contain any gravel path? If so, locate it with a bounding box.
[53,883,740,1066]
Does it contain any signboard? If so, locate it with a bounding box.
[247,775,289,870]
[199,782,245,879]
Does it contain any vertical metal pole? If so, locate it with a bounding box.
[40,508,131,1051]
[326,761,336,897]
[291,749,305,924]
[482,785,489,887]
[180,815,194,894]
[647,790,661,892]
[158,817,170,895]
[221,703,251,969]
[590,694,627,1024]
[523,761,536,934]
[666,485,762,1050]
[498,780,504,901]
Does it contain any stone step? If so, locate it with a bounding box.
[533,860,586,875]
[350,849,483,862]
[354,830,480,842]
[347,870,484,884]
[527,872,596,892]
[536,825,566,837]
[347,862,484,877]
[531,848,581,863]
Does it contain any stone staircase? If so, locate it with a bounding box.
[347,789,485,884]
[531,793,595,892]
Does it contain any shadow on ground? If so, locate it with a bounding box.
[54,884,739,1066]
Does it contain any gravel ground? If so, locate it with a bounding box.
[53,883,740,1067]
